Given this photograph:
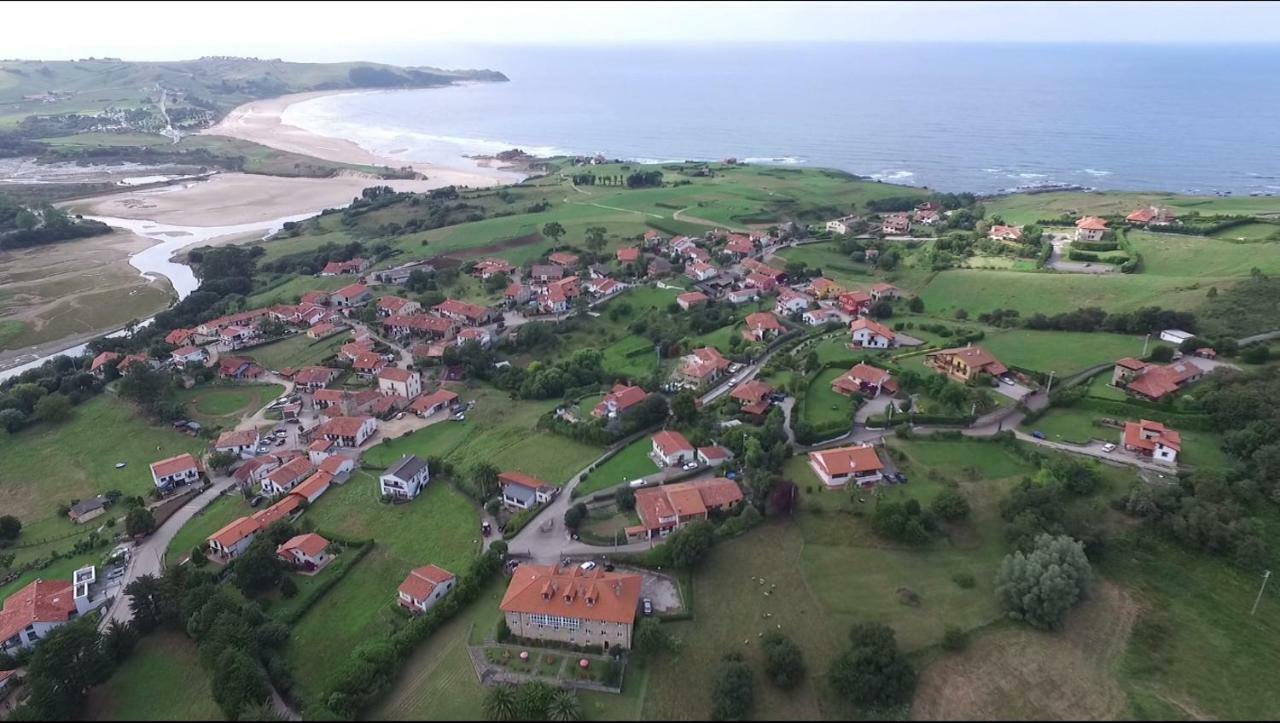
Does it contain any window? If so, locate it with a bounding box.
[529,614,581,631]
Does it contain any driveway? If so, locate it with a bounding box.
[1045,235,1116,274]
[994,380,1033,401]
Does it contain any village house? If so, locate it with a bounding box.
[925,346,1009,383]
[881,213,912,235]
[207,517,261,561]
[677,291,710,311]
[839,290,873,315]
[331,283,374,309]
[234,455,281,488]
[214,429,260,459]
[802,308,844,326]
[628,477,744,540]
[743,311,785,342]
[642,229,665,247]
[832,362,896,397]
[300,290,331,306]
[730,379,776,416]
[1075,216,1109,242]
[723,233,755,257]
[584,277,624,298]
[825,214,862,236]
[307,322,340,340]
[433,299,492,326]
[548,251,580,268]
[913,202,941,225]
[725,287,760,305]
[1122,419,1181,465]
[849,317,897,349]
[808,444,886,488]
[1111,357,1204,402]
[685,261,719,282]
[870,283,900,301]
[647,257,674,279]
[150,453,202,491]
[170,345,208,366]
[165,328,196,346]
[217,355,262,380]
[593,384,648,419]
[399,565,456,614]
[0,577,84,653]
[616,247,642,264]
[411,388,459,417]
[218,324,259,349]
[500,471,556,510]
[380,454,431,500]
[385,314,455,340]
[315,415,378,447]
[810,277,843,299]
[1125,206,1178,226]
[377,295,421,317]
[68,496,111,525]
[652,430,696,467]
[260,457,316,496]
[195,309,271,338]
[988,224,1024,242]
[775,287,813,316]
[473,258,515,279]
[678,346,732,388]
[500,564,642,650]
[530,264,565,283]
[294,366,340,390]
[320,258,368,276]
[377,367,422,399]
[697,445,734,467]
[277,533,332,572]
[291,470,334,504]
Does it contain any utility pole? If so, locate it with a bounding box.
[1045,370,1056,396]
[1142,333,1151,356]
[1251,570,1271,616]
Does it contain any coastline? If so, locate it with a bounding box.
[205,89,528,188]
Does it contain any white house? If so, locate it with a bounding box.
[214,429,259,459]
[260,457,315,496]
[849,317,896,349]
[315,415,378,447]
[377,367,422,399]
[652,430,695,467]
[1123,420,1181,465]
[170,345,209,366]
[149,453,202,490]
[398,565,456,614]
[1075,216,1109,242]
[380,455,431,501]
[775,288,813,316]
[276,533,331,571]
[1159,329,1194,346]
[499,471,556,510]
[808,445,885,488]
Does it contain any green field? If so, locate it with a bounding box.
[801,367,859,428]
[83,631,220,721]
[174,382,283,428]
[774,242,876,289]
[1029,406,1228,468]
[602,335,660,379]
[164,493,250,566]
[246,274,355,307]
[985,190,1280,226]
[244,332,348,371]
[577,436,659,498]
[979,329,1148,376]
[1210,222,1280,242]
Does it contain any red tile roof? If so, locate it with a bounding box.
[1076,216,1109,231]
[809,445,885,477]
[291,471,334,501]
[730,379,774,404]
[433,299,490,321]
[1123,419,1182,452]
[652,430,694,458]
[150,453,200,479]
[850,317,897,341]
[501,564,642,625]
[678,291,709,306]
[277,533,329,559]
[215,429,258,449]
[333,283,371,300]
[681,346,730,379]
[499,471,551,492]
[616,247,641,262]
[378,367,414,383]
[635,477,743,531]
[209,516,260,550]
[0,578,77,645]
[317,415,373,439]
[400,564,456,602]
[745,312,784,332]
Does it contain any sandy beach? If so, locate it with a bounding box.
[205,90,526,188]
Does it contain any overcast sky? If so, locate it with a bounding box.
[7,1,1280,63]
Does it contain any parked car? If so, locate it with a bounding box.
[682,461,698,470]
[1001,377,1016,386]
[249,496,265,508]
[395,412,405,420]
[604,563,615,572]
[642,598,653,616]
[481,521,492,537]
[1101,442,1117,452]
[579,561,597,571]
[1032,430,1047,440]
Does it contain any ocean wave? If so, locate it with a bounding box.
[871,170,915,181]
[981,168,1003,174]
[284,110,569,159]
[742,156,806,165]
[1012,172,1048,179]
[1082,168,1112,177]
[628,157,692,165]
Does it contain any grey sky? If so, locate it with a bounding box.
[6,1,1280,63]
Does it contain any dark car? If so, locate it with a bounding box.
[642,598,653,616]
[604,563,615,572]
[249,496,265,508]
[1032,430,1047,440]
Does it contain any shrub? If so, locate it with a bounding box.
[941,626,969,652]
[761,632,805,689]
[710,653,753,720]
[828,623,916,709]
[929,489,971,522]
[995,534,1091,630]
[951,572,976,589]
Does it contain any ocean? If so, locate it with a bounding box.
[284,43,1280,194]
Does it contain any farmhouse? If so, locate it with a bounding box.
[216,356,261,380]
[331,283,373,309]
[385,314,455,339]
[616,247,642,264]
[677,291,710,310]
[68,496,111,525]
[277,533,331,571]
[500,564,642,650]
[802,308,844,326]
[1112,357,1204,402]
[320,258,368,276]
[473,258,515,279]
[315,415,378,447]
[530,264,565,283]
[0,578,81,653]
[411,388,460,417]
[1122,419,1181,465]
[743,311,785,342]
[825,214,862,235]
[988,224,1024,242]
[881,213,912,235]
[307,322,340,340]
[849,317,896,349]
[207,517,262,561]
[291,471,334,504]
[832,363,895,397]
[165,328,196,346]
[399,565,456,614]
[548,251,580,267]
[697,445,734,467]
[678,347,731,387]
[593,384,648,419]
[377,295,421,317]
[628,477,744,540]
[686,261,719,282]
[730,379,776,416]
[378,366,422,399]
[380,454,431,500]
[775,287,813,315]
[810,277,843,298]
[294,366,340,390]
[870,283,900,301]
[724,233,755,257]
[260,456,316,496]
[170,345,208,366]
[725,287,760,305]
[214,429,260,459]
[647,257,674,278]
[433,299,492,326]
[500,471,556,510]
[839,290,873,315]
[808,444,886,488]
[925,345,1009,383]
[150,453,202,490]
[652,430,695,467]
[1126,206,1178,226]
[1074,216,1109,242]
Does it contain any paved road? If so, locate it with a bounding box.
[1045,234,1116,274]
[1238,329,1280,346]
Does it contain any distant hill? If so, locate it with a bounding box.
[0,56,507,134]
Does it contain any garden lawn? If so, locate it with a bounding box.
[174,382,283,428]
[1028,406,1228,468]
[164,493,251,566]
[919,270,1214,318]
[774,242,875,289]
[602,335,659,378]
[83,631,220,721]
[980,329,1147,377]
[1210,222,1280,242]
[577,437,659,498]
[244,332,348,371]
[245,273,352,307]
[801,367,858,428]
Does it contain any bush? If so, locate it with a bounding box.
[761,632,805,689]
[710,653,753,720]
[941,626,969,652]
[929,489,970,522]
[951,572,976,589]
[995,533,1091,630]
[828,623,916,709]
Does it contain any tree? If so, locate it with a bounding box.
[124,574,169,633]
[471,462,501,499]
[930,488,971,521]
[515,682,556,720]
[564,502,588,532]
[547,689,582,722]
[1148,345,1175,363]
[125,507,156,537]
[280,576,299,598]
[542,222,566,244]
[0,515,20,541]
[483,686,518,721]
[33,393,72,423]
[231,539,284,594]
[995,533,1091,630]
[828,622,916,709]
[710,653,753,720]
[23,617,112,718]
[908,296,924,313]
[190,545,209,567]
[615,485,636,511]
[666,521,715,568]
[761,632,805,689]
[585,226,608,252]
[210,647,270,720]
[0,408,25,434]
[941,625,969,652]
[208,450,239,474]
[633,618,673,656]
[671,389,699,423]
[101,619,137,663]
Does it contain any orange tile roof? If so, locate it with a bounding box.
[252,494,301,528]
[410,388,459,414]
[635,477,743,531]
[318,455,351,476]
[277,533,329,559]
[317,415,373,439]
[265,457,314,487]
[745,312,784,332]
[499,471,551,491]
[333,283,371,300]
[850,317,896,340]
[617,247,641,262]
[378,367,414,383]
[730,379,774,404]
[400,565,456,602]
[215,429,258,449]
[209,516,260,550]
[927,346,1008,376]
[681,347,730,379]
[809,445,885,477]
[291,471,334,501]
[652,430,693,457]
[0,578,77,644]
[150,453,200,479]
[1076,216,1109,230]
[501,564,642,625]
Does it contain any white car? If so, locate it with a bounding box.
[579,561,597,571]
[1000,377,1016,386]
[682,461,698,470]
[1101,443,1117,452]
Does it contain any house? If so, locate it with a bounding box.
[294,366,340,390]
[530,264,565,283]
[686,261,719,282]
[825,214,862,235]
[505,282,533,306]
[743,258,785,281]
[260,457,315,496]
[207,516,262,560]
[725,287,759,305]
[913,206,941,225]
[473,258,515,279]
[307,322,340,340]
[988,224,1024,242]
[277,533,331,571]
[300,291,331,306]
[678,347,731,387]
[371,395,407,418]
[1122,420,1181,465]
[385,314,455,339]
[629,477,744,540]
[593,384,648,419]
[849,317,897,349]
[1113,358,1204,402]
[217,355,262,380]
[399,565,456,614]
[775,288,813,316]
[724,234,755,257]
[214,429,260,459]
[331,283,373,309]
[89,351,121,379]
[730,379,775,416]
[647,257,674,278]
[677,291,710,311]
[810,277,843,299]
[500,471,556,510]
[170,345,208,366]
[380,454,431,500]
[584,277,623,298]
[315,415,378,447]
[433,299,492,326]
[642,229,665,247]
[68,496,111,525]
[0,578,79,653]
[377,295,421,317]
[616,247,642,264]
[808,445,886,488]
[234,455,281,488]
[374,260,435,285]
[1075,216,1109,242]
[195,309,270,338]
[218,324,258,349]
[652,430,695,467]
[1126,206,1178,226]
[319,454,355,478]
[697,445,734,467]
[378,367,422,399]
[838,290,873,315]
[150,453,202,490]
[881,213,912,235]
[411,388,460,417]
[925,346,1009,383]
[320,258,368,276]
[548,251,580,267]
[1159,329,1194,346]
[832,363,896,397]
[743,312,785,342]
[801,308,842,326]
[165,328,196,346]
[870,283,900,301]
[291,471,334,504]
[500,564,642,650]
